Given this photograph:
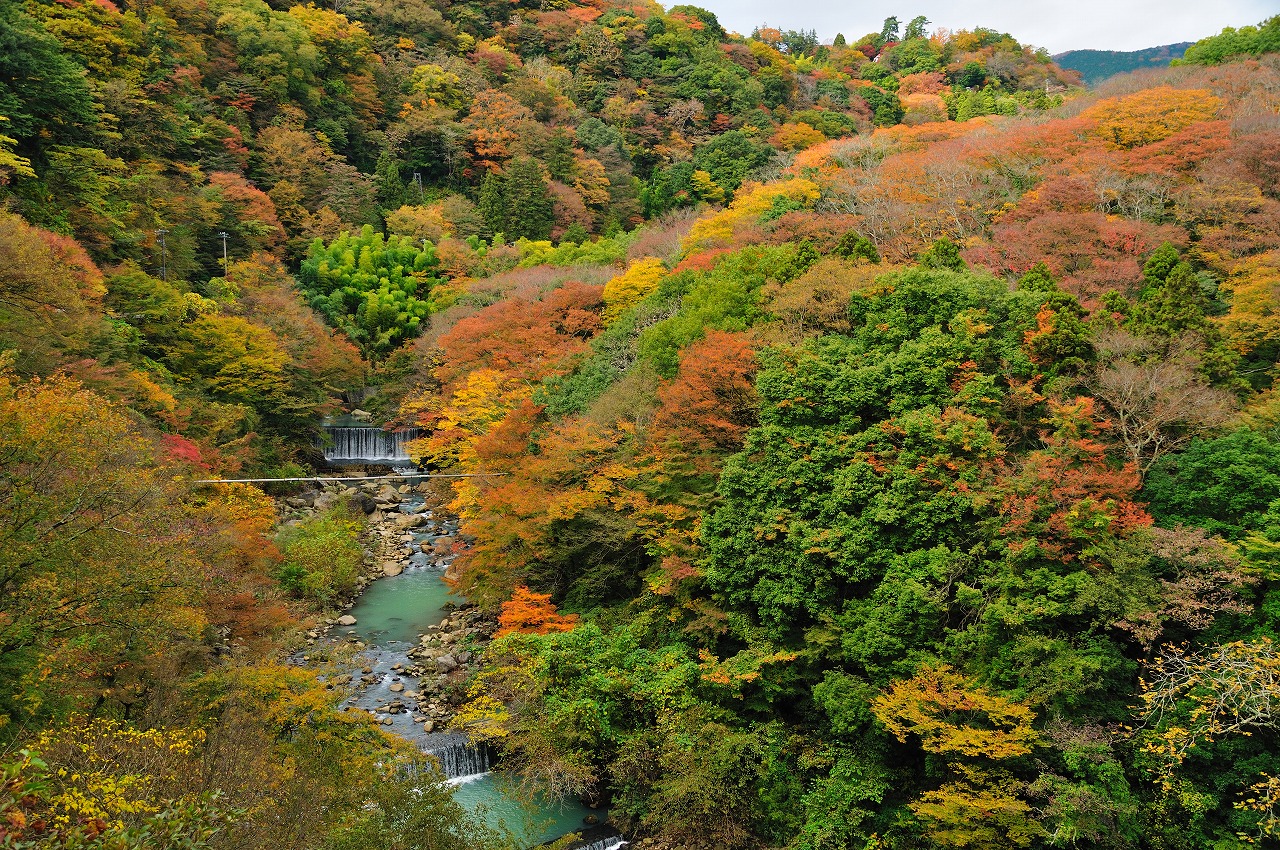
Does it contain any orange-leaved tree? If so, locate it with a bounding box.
[496,586,580,636]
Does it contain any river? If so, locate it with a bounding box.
[334,496,620,849]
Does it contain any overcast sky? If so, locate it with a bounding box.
[691,0,1276,54]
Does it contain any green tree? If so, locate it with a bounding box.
[861,87,903,126]
[1180,15,1280,65]
[276,501,366,608]
[879,16,900,44]
[0,0,95,154]
[1143,429,1280,540]
[478,169,507,237]
[692,131,773,194]
[298,225,442,360]
[502,157,555,242]
[904,15,931,40]
[918,236,967,271]
[834,232,880,263]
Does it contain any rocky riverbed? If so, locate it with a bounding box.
[282,477,623,849]
[284,477,495,735]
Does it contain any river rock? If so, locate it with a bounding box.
[389,682,404,692]
[432,536,455,555]
[383,561,404,577]
[337,614,357,626]
[394,513,427,530]
[376,485,400,503]
[312,491,341,512]
[435,654,458,673]
[350,409,373,421]
[422,720,435,732]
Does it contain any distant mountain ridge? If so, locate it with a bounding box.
[1054,42,1192,85]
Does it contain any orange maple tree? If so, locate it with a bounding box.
[496,586,580,636]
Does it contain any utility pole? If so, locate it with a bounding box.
[156,228,168,281]
[413,171,424,205]
[218,231,229,281]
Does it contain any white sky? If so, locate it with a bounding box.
[691,0,1276,54]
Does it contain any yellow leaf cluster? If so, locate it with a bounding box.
[32,718,206,831]
[1218,250,1280,356]
[602,257,667,322]
[451,694,512,741]
[209,482,278,536]
[1082,86,1221,149]
[385,204,451,243]
[872,664,1039,759]
[682,178,820,252]
[409,369,530,469]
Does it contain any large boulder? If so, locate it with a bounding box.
[337,614,357,626]
[312,491,342,512]
[382,562,404,577]
[394,513,428,530]
[435,655,458,673]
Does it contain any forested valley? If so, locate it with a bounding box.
[2,1,1280,847]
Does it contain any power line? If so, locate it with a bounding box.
[195,473,508,484]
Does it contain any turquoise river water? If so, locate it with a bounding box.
[340,500,605,847]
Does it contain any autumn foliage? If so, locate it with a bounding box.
[496,586,580,636]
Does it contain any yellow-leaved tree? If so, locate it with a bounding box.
[0,365,206,726]
[872,664,1043,848]
[1081,86,1221,149]
[682,178,819,252]
[602,257,667,321]
[1219,249,1280,357]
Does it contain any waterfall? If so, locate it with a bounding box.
[426,734,491,780]
[584,840,625,850]
[320,426,420,464]
[561,830,626,850]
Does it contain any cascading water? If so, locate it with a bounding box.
[426,734,491,781]
[320,426,420,465]
[333,498,609,847]
[580,839,626,850]
[563,831,627,850]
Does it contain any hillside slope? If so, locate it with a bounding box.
[418,54,1280,848]
[6,3,1280,849]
